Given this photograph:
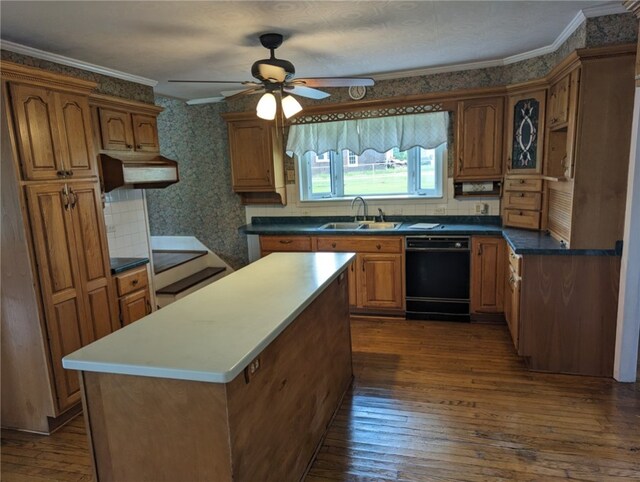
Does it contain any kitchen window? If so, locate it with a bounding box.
[287,112,448,201]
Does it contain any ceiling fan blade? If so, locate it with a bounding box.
[221,87,264,98]
[225,86,265,102]
[167,79,251,84]
[292,77,375,88]
[283,85,330,100]
[258,64,287,83]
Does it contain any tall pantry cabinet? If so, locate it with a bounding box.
[1,61,118,433]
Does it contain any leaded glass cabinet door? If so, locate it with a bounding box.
[506,90,546,175]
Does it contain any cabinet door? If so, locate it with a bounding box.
[470,237,505,313]
[119,289,151,325]
[228,120,275,190]
[56,93,97,178]
[26,184,90,411]
[547,74,570,127]
[131,113,160,152]
[10,84,66,180]
[505,90,545,175]
[68,182,119,340]
[358,254,403,310]
[98,108,134,151]
[455,97,504,180]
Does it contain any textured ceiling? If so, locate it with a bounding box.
[0,1,613,100]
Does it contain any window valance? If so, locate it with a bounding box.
[286,112,449,157]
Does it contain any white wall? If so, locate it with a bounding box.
[245,179,500,223]
[103,188,151,258]
[614,86,640,382]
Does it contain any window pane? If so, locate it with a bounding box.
[419,148,436,190]
[306,152,332,196]
[343,149,408,196]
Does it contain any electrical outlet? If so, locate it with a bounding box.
[475,203,489,215]
[286,169,295,182]
[435,207,446,215]
[244,357,261,383]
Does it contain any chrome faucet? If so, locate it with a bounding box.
[378,208,385,222]
[351,196,368,222]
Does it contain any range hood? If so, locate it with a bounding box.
[100,154,179,192]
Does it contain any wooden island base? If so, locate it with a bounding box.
[79,273,353,482]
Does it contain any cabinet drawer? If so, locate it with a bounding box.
[316,236,402,254]
[504,178,542,192]
[504,209,541,230]
[507,245,521,277]
[503,191,542,211]
[260,236,312,252]
[115,266,149,296]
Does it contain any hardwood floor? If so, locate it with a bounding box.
[2,318,639,481]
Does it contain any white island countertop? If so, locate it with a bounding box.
[63,252,355,383]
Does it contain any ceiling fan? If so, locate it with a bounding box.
[169,33,374,120]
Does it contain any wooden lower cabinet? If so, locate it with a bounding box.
[114,265,151,325]
[25,182,118,411]
[357,253,403,310]
[470,236,505,315]
[260,235,404,315]
[504,250,619,377]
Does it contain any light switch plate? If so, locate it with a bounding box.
[286,170,295,182]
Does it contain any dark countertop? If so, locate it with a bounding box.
[110,257,150,275]
[240,216,621,256]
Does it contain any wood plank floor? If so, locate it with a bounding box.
[2,318,639,481]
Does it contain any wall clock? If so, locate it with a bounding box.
[349,85,367,100]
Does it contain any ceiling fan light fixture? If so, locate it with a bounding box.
[282,95,303,118]
[256,92,277,120]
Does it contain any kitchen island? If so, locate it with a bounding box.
[63,252,355,482]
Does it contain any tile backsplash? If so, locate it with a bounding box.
[103,188,150,258]
[245,178,500,223]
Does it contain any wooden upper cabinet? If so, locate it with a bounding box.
[505,89,546,175]
[131,113,160,152]
[98,108,134,151]
[228,119,276,190]
[470,236,505,314]
[9,84,96,181]
[223,112,286,205]
[91,94,163,155]
[547,74,571,127]
[455,96,504,180]
[25,183,90,411]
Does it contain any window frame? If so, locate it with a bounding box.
[299,144,446,201]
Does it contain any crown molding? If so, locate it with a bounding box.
[0,39,157,86]
[371,3,629,81]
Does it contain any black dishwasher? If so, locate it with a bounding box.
[405,236,470,321]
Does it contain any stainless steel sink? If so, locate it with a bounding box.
[358,221,402,230]
[319,221,402,230]
[320,222,364,230]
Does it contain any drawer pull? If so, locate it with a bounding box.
[279,240,293,244]
[519,193,525,197]
[519,179,525,184]
[376,244,381,250]
[520,211,524,216]
[132,279,139,286]
[332,242,337,248]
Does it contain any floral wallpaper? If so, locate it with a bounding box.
[0,50,155,103]
[145,97,248,268]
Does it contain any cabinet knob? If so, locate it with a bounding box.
[126,144,133,149]
[56,170,66,178]
[376,244,381,250]
[136,144,142,149]
[519,193,525,197]
[331,242,337,248]
[132,279,139,286]
[66,170,74,177]
[519,179,525,184]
